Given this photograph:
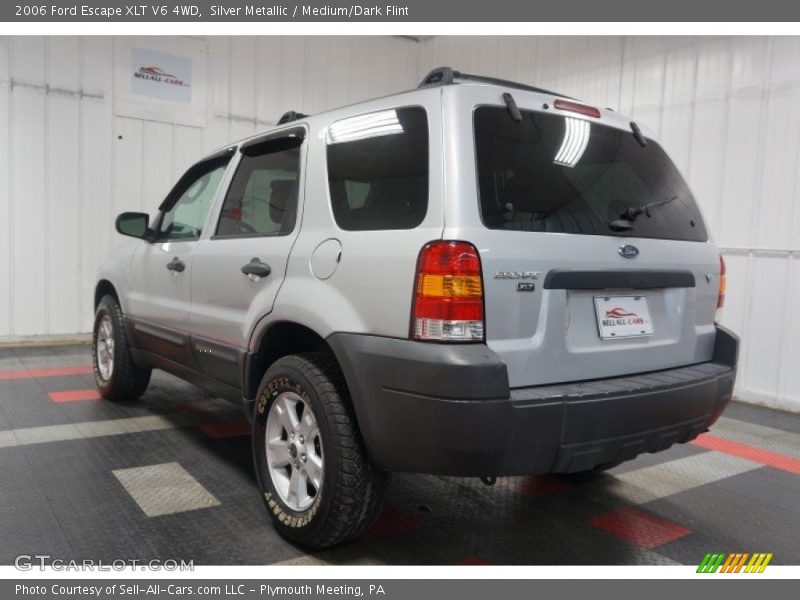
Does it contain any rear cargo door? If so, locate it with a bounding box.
[442,88,721,388]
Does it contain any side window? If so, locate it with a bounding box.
[158,160,229,241]
[215,138,302,238]
[327,107,429,231]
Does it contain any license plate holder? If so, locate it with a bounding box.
[594,295,654,340]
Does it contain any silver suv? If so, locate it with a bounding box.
[93,68,739,548]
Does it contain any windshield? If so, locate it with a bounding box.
[474,106,707,242]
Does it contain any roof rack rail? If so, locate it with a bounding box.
[417,66,574,99]
[278,110,308,125]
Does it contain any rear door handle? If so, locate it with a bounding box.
[241,258,271,278]
[166,257,185,272]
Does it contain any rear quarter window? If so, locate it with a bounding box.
[327,107,428,231]
[474,106,708,242]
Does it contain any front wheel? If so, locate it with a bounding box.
[92,295,151,401]
[252,352,388,548]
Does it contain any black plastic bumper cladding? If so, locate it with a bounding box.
[327,326,739,477]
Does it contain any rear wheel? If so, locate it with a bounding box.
[92,295,151,401]
[252,352,388,548]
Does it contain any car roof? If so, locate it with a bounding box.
[202,70,647,160]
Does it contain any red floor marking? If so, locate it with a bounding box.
[0,365,93,381]
[360,507,422,542]
[454,556,490,565]
[197,420,251,439]
[503,475,572,498]
[692,433,800,476]
[589,507,692,549]
[48,389,101,403]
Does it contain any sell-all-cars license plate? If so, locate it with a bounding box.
[594,295,654,339]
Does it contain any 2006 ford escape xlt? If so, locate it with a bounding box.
[93,67,739,548]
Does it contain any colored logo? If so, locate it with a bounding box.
[134,65,190,88]
[138,66,175,78]
[602,307,645,326]
[697,552,773,573]
[618,244,639,258]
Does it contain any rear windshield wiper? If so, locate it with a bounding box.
[630,121,647,147]
[503,93,523,123]
[609,196,678,232]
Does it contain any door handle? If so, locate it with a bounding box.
[166,257,185,273]
[241,258,271,278]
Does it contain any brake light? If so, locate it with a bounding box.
[553,98,602,118]
[412,241,485,342]
[717,255,727,310]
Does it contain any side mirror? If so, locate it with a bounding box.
[115,212,151,240]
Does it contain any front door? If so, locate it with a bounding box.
[126,152,232,365]
[189,131,306,385]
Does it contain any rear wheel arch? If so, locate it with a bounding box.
[244,321,339,400]
[244,322,377,460]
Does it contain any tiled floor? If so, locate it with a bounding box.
[113,462,221,517]
[0,344,798,566]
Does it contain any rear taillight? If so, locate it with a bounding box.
[717,255,727,311]
[411,241,485,342]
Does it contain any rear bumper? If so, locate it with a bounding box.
[328,325,739,477]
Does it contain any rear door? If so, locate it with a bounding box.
[188,129,305,386]
[443,87,721,388]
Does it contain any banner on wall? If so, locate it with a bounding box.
[114,38,207,127]
[131,47,193,103]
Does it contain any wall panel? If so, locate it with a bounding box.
[0,37,10,336]
[10,86,47,336]
[46,94,81,334]
[46,37,80,90]
[79,96,113,330]
[0,35,419,339]
[141,120,174,213]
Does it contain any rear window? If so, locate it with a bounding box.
[474,107,707,242]
[327,107,428,231]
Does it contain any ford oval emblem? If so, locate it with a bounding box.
[618,244,639,259]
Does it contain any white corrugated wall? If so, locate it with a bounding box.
[420,36,800,412]
[1,35,798,412]
[0,35,420,339]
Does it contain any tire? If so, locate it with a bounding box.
[252,352,388,548]
[92,295,151,401]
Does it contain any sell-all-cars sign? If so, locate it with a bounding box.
[131,47,192,103]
